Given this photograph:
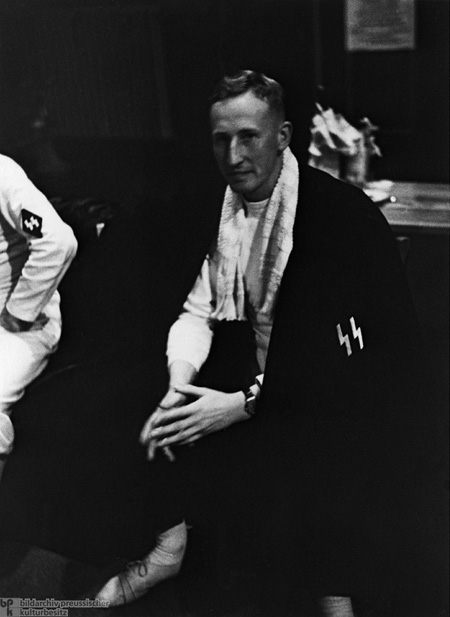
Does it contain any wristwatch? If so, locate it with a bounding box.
[242,387,257,417]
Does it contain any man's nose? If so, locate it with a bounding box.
[227,138,244,166]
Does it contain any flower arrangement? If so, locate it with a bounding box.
[308,104,381,187]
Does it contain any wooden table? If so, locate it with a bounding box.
[377,182,450,235]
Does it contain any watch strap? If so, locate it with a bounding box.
[242,387,257,417]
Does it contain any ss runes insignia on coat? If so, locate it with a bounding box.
[336,317,364,356]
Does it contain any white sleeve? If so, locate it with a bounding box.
[1,157,78,322]
[167,258,215,371]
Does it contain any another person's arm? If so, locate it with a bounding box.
[0,157,77,332]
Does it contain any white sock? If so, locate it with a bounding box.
[320,596,355,617]
[147,521,187,567]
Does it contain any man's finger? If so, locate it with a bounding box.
[151,417,191,439]
[140,413,158,444]
[173,384,207,397]
[150,405,195,429]
[157,428,196,447]
[147,439,158,461]
[141,405,171,441]
[162,446,176,462]
[140,419,152,444]
[177,434,199,446]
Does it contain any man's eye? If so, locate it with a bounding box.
[240,133,256,143]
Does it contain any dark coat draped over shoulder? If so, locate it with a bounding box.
[166,165,443,614]
[250,166,443,614]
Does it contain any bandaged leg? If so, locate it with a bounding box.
[96,520,187,606]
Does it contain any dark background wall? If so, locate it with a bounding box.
[0,0,448,196]
[0,0,317,202]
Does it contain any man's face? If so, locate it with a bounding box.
[210,91,291,202]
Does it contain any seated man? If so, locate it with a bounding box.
[102,71,441,615]
[0,154,77,479]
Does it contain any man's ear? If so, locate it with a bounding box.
[278,121,293,152]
